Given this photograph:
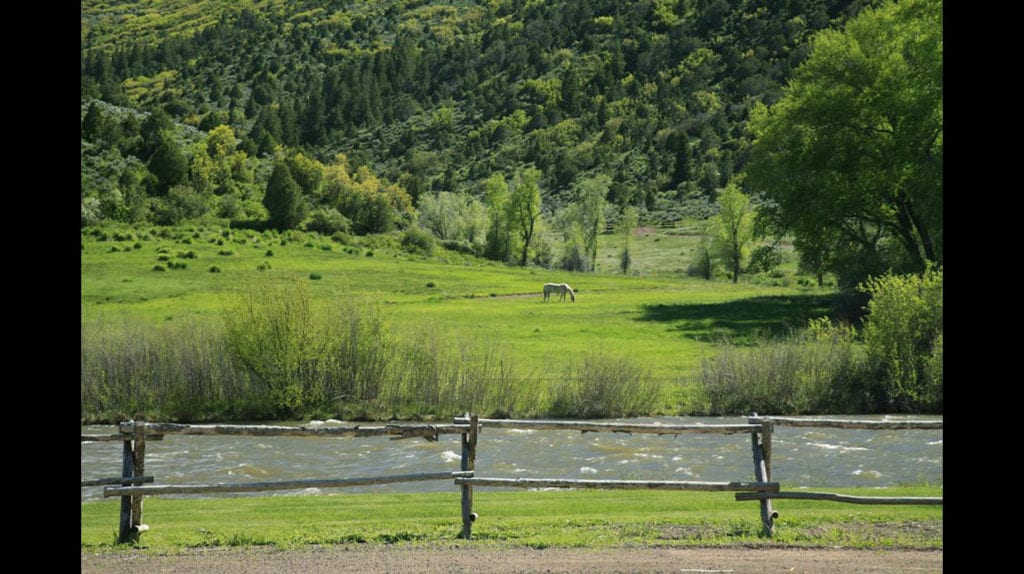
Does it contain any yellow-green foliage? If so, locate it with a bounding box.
[860,265,943,412]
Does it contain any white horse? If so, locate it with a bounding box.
[542,283,576,302]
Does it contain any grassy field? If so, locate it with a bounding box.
[81,224,835,401]
[80,487,942,552]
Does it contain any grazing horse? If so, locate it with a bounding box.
[543,282,576,302]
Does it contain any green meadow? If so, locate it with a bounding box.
[81,224,839,421]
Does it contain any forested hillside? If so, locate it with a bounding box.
[82,0,880,232]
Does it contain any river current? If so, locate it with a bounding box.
[81,415,942,503]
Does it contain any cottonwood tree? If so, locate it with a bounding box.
[508,167,543,266]
[483,173,514,263]
[709,182,755,284]
[577,174,609,272]
[745,0,942,288]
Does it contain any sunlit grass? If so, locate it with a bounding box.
[81,487,942,553]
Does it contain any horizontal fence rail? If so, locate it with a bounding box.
[119,421,470,440]
[736,491,943,505]
[454,417,763,435]
[107,471,475,497]
[455,478,780,492]
[751,416,943,430]
[82,414,942,544]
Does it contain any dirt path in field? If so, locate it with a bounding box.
[82,544,943,573]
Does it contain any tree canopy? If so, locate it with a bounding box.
[745,0,942,288]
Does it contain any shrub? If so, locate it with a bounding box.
[400,226,436,256]
[859,265,943,413]
[309,272,322,280]
[302,207,351,236]
[440,239,481,256]
[218,249,235,256]
[547,352,660,418]
[152,264,166,272]
[208,265,221,273]
[699,321,870,415]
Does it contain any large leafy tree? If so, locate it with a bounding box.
[745,0,942,288]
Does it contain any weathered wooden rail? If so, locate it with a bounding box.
[82,420,473,543]
[82,414,942,543]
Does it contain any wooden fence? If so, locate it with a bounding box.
[81,413,942,543]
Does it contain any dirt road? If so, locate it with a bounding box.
[81,544,942,573]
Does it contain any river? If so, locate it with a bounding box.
[81,415,942,503]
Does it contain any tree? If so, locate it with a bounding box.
[746,0,942,288]
[577,174,609,272]
[508,167,543,266]
[483,173,514,263]
[709,182,755,283]
[617,206,639,274]
[147,136,188,195]
[263,161,306,230]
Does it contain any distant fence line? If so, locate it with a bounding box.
[81,414,942,544]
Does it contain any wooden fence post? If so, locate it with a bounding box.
[117,422,135,544]
[117,420,148,544]
[458,413,478,539]
[131,421,147,537]
[748,413,777,537]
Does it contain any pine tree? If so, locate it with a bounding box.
[263,161,307,230]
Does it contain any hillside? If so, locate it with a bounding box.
[81,0,880,230]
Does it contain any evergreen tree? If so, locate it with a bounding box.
[148,136,188,195]
[263,161,307,230]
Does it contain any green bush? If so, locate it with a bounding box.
[400,226,436,256]
[859,265,943,413]
[302,207,351,236]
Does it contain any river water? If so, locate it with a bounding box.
[81,415,942,503]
